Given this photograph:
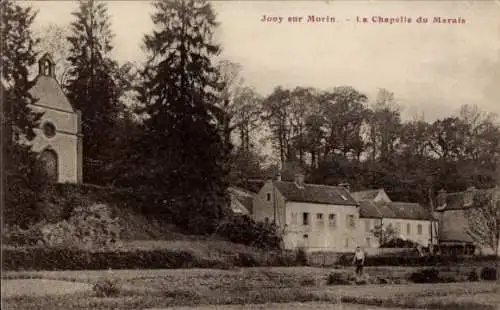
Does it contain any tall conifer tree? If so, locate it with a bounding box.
[65,0,119,184]
[1,0,46,226]
[139,0,229,233]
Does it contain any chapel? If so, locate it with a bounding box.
[27,53,83,183]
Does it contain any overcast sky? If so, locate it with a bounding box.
[26,0,500,121]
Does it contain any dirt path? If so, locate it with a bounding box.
[147,302,417,310]
[1,279,92,298]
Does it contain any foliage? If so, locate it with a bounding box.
[40,203,121,250]
[1,0,49,227]
[371,223,398,245]
[464,190,500,256]
[65,0,122,185]
[2,223,45,246]
[93,278,121,297]
[409,268,442,283]
[326,272,353,285]
[480,267,498,281]
[467,269,479,281]
[33,23,71,85]
[135,0,230,234]
[381,238,421,248]
[334,253,498,267]
[294,247,308,266]
[2,245,298,271]
[216,214,282,250]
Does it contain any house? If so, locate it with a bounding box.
[353,189,437,248]
[2,53,82,183]
[228,186,254,215]
[435,186,500,255]
[252,174,360,252]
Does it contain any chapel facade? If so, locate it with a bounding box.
[27,53,83,183]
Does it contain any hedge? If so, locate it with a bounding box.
[2,246,298,271]
[337,253,498,267]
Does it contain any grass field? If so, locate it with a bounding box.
[2,267,499,310]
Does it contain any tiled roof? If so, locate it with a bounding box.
[437,187,499,211]
[352,189,380,201]
[274,181,359,206]
[439,227,474,243]
[359,200,383,218]
[386,202,432,221]
[359,200,432,221]
[228,186,255,213]
[29,76,75,112]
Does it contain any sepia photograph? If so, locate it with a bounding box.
[1,0,499,309]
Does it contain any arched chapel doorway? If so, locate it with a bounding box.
[38,149,58,182]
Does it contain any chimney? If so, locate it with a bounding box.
[272,164,281,181]
[338,183,351,192]
[294,173,305,188]
[436,189,447,207]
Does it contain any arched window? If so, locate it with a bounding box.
[38,149,58,182]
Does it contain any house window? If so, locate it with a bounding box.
[344,238,349,248]
[366,237,371,247]
[365,219,371,232]
[417,224,423,235]
[316,213,324,226]
[266,193,271,201]
[395,222,401,233]
[328,214,337,228]
[290,212,297,225]
[407,223,411,235]
[346,215,356,229]
[303,212,310,226]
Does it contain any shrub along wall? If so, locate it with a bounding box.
[335,253,498,267]
[2,246,298,271]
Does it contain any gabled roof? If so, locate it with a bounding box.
[273,181,359,206]
[359,200,432,220]
[386,202,432,221]
[228,186,255,214]
[352,189,380,201]
[436,187,499,211]
[359,200,383,218]
[29,76,75,113]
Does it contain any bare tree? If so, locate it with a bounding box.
[34,23,72,86]
[465,189,500,257]
[371,223,398,246]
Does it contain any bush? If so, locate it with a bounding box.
[335,253,498,267]
[467,269,479,281]
[2,246,300,271]
[326,272,352,285]
[3,223,45,246]
[336,254,352,266]
[480,267,497,281]
[381,238,420,248]
[93,278,121,297]
[409,268,441,283]
[217,215,282,250]
[40,203,121,250]
[295,248,308,266]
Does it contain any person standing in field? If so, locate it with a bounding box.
[352,246,366,276]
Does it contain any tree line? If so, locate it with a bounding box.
[3,0,499,233]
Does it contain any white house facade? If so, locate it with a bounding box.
[252,175,361,252]
[353,189,437,249]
